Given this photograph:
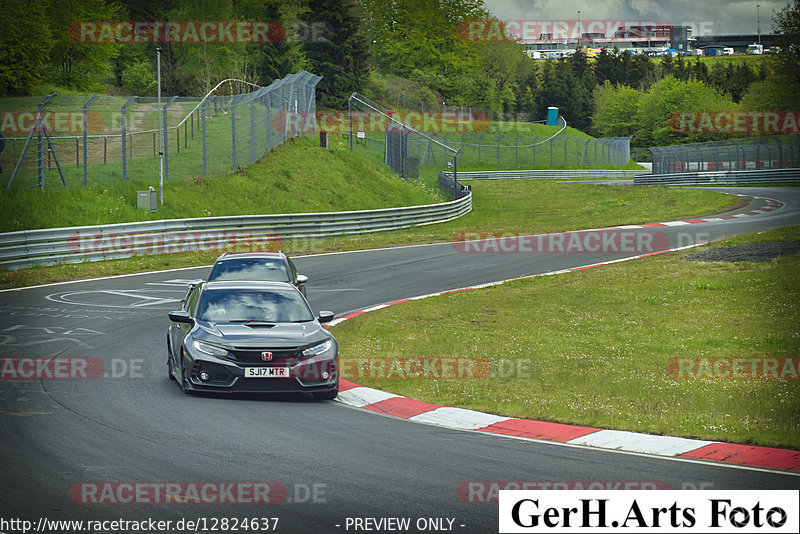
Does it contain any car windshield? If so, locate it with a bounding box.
[208,259,289,282]
[196,288,313,323]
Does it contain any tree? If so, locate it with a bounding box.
[301,0,369,108]
[358,0,487,100]
[0,0,53,95]
[45,0,121,91]
[773,0,800,88]
[591,81,642,138]
[635,75,736,146]
[594,48,622,85]
[166,0,248,96]
[235,0,309,84]
[474,38,528,115]
[536,58,594,129]
[739,77,800,110]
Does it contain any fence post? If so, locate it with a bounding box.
[121,97,135,181]
[452,152,458,199]
[231,99,237,171]
[267,91,272,151]
[36,115,45,189]
[250,100,256,164]
[163,96,177,182]
[348,97,353,151]
[202,97,209,176]
[82,95,99,186]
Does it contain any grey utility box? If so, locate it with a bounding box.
[137,187,158,212]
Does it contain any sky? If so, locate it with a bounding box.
[482,0,788,36]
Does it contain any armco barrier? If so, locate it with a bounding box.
[457,169,643,180]
[634,168,800,185]
[0,194,471,269]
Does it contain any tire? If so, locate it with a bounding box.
[312,389,338,401]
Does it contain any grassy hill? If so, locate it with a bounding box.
[0,135,447,233]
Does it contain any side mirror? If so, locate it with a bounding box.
[296,274,309,285]
[317,311,335,324]
[168,310,194,324]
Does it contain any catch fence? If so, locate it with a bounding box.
[2,71,321,189]
[339,95,630,170]
[649,135,800,174]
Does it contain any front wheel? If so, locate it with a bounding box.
[312,389,338,401]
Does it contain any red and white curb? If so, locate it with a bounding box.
[633,195,784,227]
[327,197,799,472]
[335,377,800,472]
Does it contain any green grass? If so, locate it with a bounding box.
[654,54,770,68]
[0,135,446,232]
[0,176,738,289]
[330,225,800,449]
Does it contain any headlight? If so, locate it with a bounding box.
[193,340,230,358]
[302,339,333,357]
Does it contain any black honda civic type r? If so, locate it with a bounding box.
[167,280,338,399]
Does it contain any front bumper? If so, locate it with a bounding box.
[184,353,338,394]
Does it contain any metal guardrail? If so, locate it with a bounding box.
[457,169,643,180]
[0,195,472,269]
[634,168,800,185]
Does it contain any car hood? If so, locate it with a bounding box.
[194,321,332,349]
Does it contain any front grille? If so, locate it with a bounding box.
[228,348,299,364]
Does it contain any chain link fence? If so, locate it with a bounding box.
[339,94,631,171]
[2,71,321,190]
[416,132,631,169]
[649,135,800,174]
[347,93,474,199]
[348,93,460,178]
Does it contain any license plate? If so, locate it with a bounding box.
[244,367,289,378]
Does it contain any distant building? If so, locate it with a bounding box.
[520,23,779,58]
